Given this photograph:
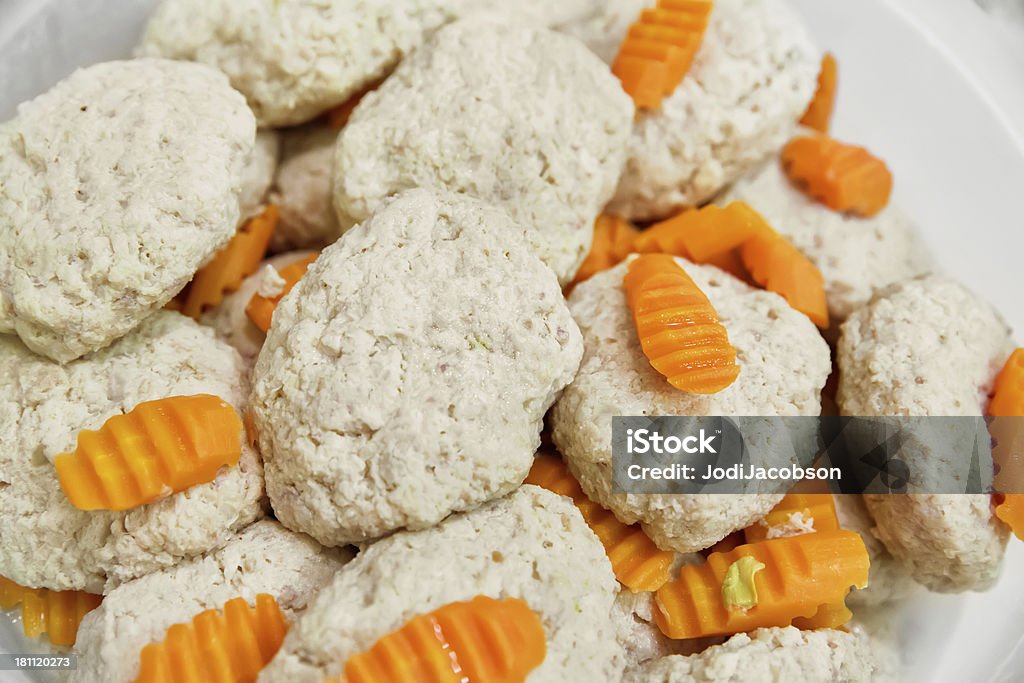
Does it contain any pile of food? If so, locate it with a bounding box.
[0,1,1020,681]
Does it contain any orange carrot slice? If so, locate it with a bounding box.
[134,594,287,683]
[704,248,750,282]
[526,454,674,592]
[612,1,714,109]
[989,349,1024,417]
[0,576,102,647]
[623,254,740,394]
[613,56,670,110]
[799,53,838,133]
[0,576,23,610]
[633,202,770,263]
[54,394,243,512]
[653,530,868,639]
[781,135,892,217]
[631,203,822,315]
[342,596,546,683]
[791,600,851,631]
[245,253,319,333]
[739,227,829,329]
[572,215,639,287]
[995,494,1024,541]
[743,493,839,544]
[989,350,1024,523]
[182,205,279,319]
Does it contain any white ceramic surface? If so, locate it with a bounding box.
[1,1,1023,681]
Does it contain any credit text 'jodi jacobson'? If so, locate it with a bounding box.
[625,463,843,482]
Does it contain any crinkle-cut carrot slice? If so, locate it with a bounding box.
[21,590,102,647]
[572,214,639,287]
[182,205,279,320]
[739,227,829,329]
[653,530,868,639]
[342,596,546,683]
[245,253,319,333]
[744,493,839,544]
[612,0,713,109]
[642,4,712,31]
[781,135,893,217]
[989,350,1024,509]
[623,254,740,394]
[995,494,1024,541]
[704,248,750,282]
[799,53,838,133]
[633,202,771,263]
[0,575,102,647]
[525,454,674,592]
[134,594,287,683]
[991,427,1024,503]
[989,348,1024,417]
[54,394,243,512]
[0,575,29,610]
[613,55,668,110]
[619,35,691,91]
[791,600,852,631]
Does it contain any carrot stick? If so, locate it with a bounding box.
[245,253,319,333]
[134,594,287,683]
[54,395,243,511]
[653,530,868,639]
[342,596,546,683]
[799,53,838,133]
[612,1,713,109]
[526,454,674,592]
[0,576,102,647]
[781,135,892,217]
[623,254,740,394]
[182,205,279,319]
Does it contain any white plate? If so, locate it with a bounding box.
[788,4,1024,677]
[1,1,1023,681]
